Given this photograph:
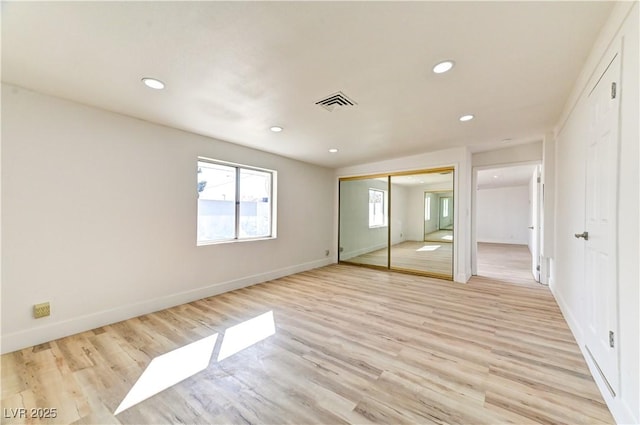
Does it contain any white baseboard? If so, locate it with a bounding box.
[1,258,333,354]
[476,238,528,245]
[340,243,387,261]
[455,272,471,283]
[551,286,638,425]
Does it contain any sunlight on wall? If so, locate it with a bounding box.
[218,311,275,361]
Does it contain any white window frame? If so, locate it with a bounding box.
[425,195,431,221]
[368,188,388,228]
[197,157,277,245]
[442,198,449,218]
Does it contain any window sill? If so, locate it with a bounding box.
[197,236,277,247]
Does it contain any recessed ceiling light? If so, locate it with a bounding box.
[433,60,455,74]
[459,114,474,122]
[141,77,165,90]
[270,126,283,132]
[328,148,339,153]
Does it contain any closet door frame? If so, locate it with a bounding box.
[338,167,454,280]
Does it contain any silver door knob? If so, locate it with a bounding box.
[574,231,589,240]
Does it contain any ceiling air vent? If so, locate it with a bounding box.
[315,91,357,112]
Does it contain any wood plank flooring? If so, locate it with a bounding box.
[345,241,453,277]
[477,243,537,286]
[424,230,453,243]
[1,264,612,424]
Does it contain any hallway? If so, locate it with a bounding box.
[476,243,538,287]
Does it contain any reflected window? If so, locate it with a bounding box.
[443,198,449,218]
[425,196,431,220]
[368,188,388,227]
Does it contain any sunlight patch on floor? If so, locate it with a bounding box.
[417,245,441,252]
[115,310,277,415]
[218,311,275,361]
[114,334,218,415]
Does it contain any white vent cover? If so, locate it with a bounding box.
[315,91,357,112]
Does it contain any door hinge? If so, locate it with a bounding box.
[536,265,540,271]
[537,177,541,183]
[611,82,617,99]
[609,331,615,348]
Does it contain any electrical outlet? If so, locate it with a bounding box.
[34,302,50,318]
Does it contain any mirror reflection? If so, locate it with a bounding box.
[339,177,389,268]
[339,169,454,279]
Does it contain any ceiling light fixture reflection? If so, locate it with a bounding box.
[270,126,283,132]
[459,114,475,122]
[141,77,165,90]
[329,148,338,153]
[433,60,455,74]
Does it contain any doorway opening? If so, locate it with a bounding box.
[472,162,542,286]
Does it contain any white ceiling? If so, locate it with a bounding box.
[2,1,614,168]
[477,164,539,190]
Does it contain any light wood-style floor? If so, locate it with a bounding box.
[345,241,453,277]
[424,229,453,243]
[477,242,537,286]
[1,264,612,424]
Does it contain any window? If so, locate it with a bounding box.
[442,198,449,218]
[425,196,431,221]
[197,159,276,244]
[368,188,387,227]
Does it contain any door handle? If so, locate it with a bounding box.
[528,226,534,229]
[574,231,589,240]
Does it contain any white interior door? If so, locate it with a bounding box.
[583,53,620,394]
[530,167,541,282]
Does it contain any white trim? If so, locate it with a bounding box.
[471,160,542,277]
[455,272,471,284]
[551,286,637,425]
[1,258,333,354]
[555,2,635,136]
[340,243,388,261]
[476,239,529,246]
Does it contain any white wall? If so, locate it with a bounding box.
[472,141,542,167]
[335,146,472,283]
[476,186,529,245]
[339,179,387,259]
[552,3,638,423]
[1,84,335,354]
[422,192,439,236]
[390,183,409,246]
[404,183,454,242]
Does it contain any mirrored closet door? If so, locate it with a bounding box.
[339,176,389,269]
[339,168,454,280]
